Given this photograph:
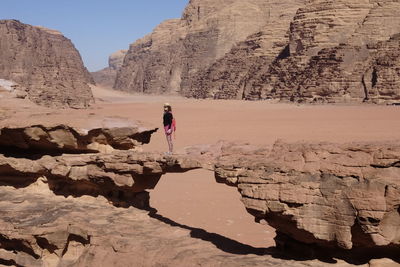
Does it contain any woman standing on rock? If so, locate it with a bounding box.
[163,103,175,155]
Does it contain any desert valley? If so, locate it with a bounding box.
[0,0,400,266]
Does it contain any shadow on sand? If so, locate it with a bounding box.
[148,208,271,256]
[148,208,400,265]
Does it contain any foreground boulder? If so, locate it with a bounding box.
[215,141,400,251]
[0,20,94,108]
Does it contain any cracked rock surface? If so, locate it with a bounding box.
[1,180,347,267]
[0,121,399,265]
[215,141,400,251]
[114,0,400,104]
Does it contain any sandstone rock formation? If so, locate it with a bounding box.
[92,50,127,88]
[0,124,157,156]
[1,180,344,267]
[215,141,400,251]
[114,0,280,95]
[115,0,400,103]
[0,20,94,108]
[0,79,27,99]
[0,124,297,267]
[193,0,400,103]
[0,150,199,209]
[188,0,304,99]
[0,121,399,265]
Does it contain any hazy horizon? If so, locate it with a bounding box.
[0,0,188,72]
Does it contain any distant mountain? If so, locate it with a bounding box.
[91,49,127,88]
[115,0,400,104]
[0,20,94,108]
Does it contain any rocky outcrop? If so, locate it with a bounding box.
[0,124,157,156]
[0,125,280,267]
[196,0,400,103]
[187,0,305,99]
[215,141,400,251]
[114,0,275,95]
[0,20,94,108]
[1,179,345,267]
[0,150,200,209]
[114,0,400,104]
[0,121,399,264]
[91,50,127,88]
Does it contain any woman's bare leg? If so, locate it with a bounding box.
[168,134,173,153]
[166,134,173,153]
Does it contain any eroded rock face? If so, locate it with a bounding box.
[115,0,400,104]
[0,120,399,264]
[188,0,305,99]
[92,50,127,88]
[215,141,400,250]
[1,180,339,267]
[2,140,388,266]
[202,0,400,103]
[0,124,157,156]
[0,151,200,209]
[0,20,94,108]
[114,0,274,95]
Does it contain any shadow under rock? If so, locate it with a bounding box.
[148,208,275,256]
[147,209,400,265]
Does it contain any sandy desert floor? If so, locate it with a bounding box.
[90,86,400,248]
[2,85,400,249]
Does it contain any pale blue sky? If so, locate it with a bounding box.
[0,1,188,71]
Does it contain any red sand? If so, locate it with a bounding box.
[3,86,399,248]
[89,86,400,248]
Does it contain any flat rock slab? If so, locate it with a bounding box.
[215,140,400,251]
[0,124,158,155]
[0,183,344,267]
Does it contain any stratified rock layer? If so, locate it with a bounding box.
[115,0,400,103]
[188,0,304,99]
[0,121,399,265]
[0,20,94,108]
[114,0,277,95]
[215,141,400,250]
[0,150,200,209]
[0,124,157,155]
[1,181,339,267]
[197,0,400,103]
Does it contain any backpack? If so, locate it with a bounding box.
[172,118,177,132]
[172,118,177,138]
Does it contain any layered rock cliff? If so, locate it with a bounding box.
[91,49,127,88]
[115,0,400,103]
[193,0,400,103]
[0,20,94,108]
[215,141,400,251]
[188,0,305,99]
[114,0,276,95]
